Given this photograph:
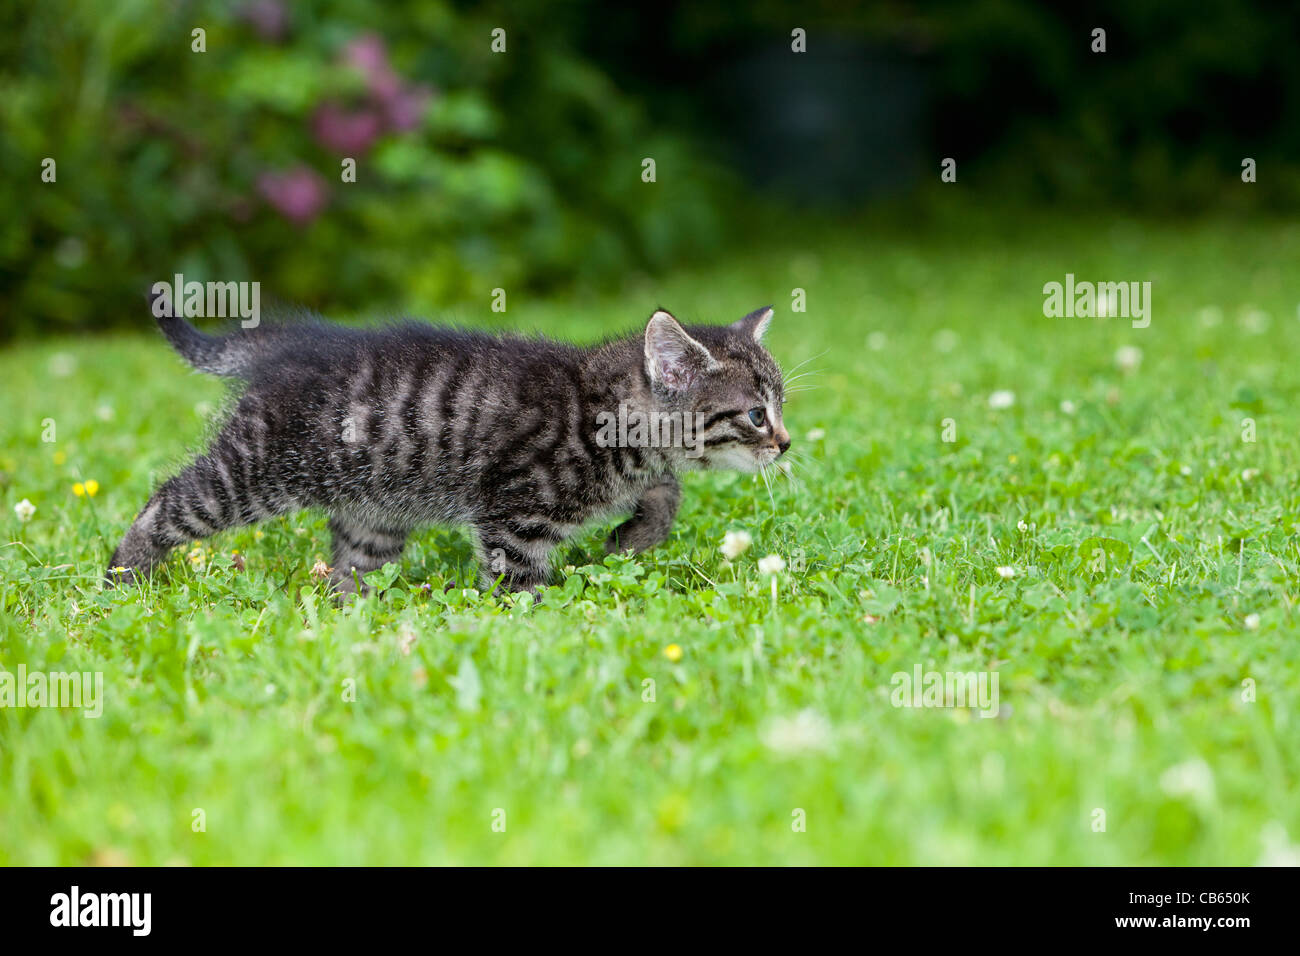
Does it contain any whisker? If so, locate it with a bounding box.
[781,350,829,384]
[779,452,817,481]
[782,370,824,388]
[759,463,777,511]
[780,364,821,379]
[787,351,824,370]
[775,459,800,490]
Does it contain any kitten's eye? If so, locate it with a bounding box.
[747,407,766,427]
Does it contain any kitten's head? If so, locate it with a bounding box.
[643,307,790,472]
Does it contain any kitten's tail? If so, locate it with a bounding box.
[149,289,262,377]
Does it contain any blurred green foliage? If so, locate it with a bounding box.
[0,0,733,337]
[4,0,1299,340]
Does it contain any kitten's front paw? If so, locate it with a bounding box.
[481,572,549,603]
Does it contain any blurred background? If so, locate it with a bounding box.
[2,0,1298,339]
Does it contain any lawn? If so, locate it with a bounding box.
[2,205,1298,865]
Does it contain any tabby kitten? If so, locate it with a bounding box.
[107,301,790,594]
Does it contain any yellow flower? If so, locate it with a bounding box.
[72,482,85,497]
[83,479,99,497]
[52,450,67,465]
[663,643,683,662]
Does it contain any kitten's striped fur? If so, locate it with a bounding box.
[107,300,790,594]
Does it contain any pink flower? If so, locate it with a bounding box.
[256,166,328,225]
[381,84,433,132]
[343,34,402,101]
[311,102,384,154]
[237,0,289,42]
[339,33,435,135]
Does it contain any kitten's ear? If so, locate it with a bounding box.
[645,309,717,391]
[733,306,774,343]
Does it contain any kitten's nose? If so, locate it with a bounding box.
[776,428,791,456]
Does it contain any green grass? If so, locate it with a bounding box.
[3,206,1299,864]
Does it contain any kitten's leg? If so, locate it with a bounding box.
[605,476,681,554]
[105,452,297,584]
[473,520,561,595]
[328,514,410,594]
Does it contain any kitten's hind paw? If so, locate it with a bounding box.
[604,525,667,555]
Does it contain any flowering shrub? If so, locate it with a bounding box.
[0,0,731,337]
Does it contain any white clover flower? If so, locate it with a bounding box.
[48,353,76,378]
[995,566,1016,580]
[1242,468,1260,482]
[720,529,753,560]
[14,498,36,522]
[758,554,786,575]
[988,390,1015,410]
[806,427,826,441]
[1017,519,1029,533]
[1114,345,1143,372]
[1257,823,1300,867]
[1059,399,1076,415]
[1240,309,1270,334]
[1244,613,1261,630]
[759,709,833,757]
[1159,758,1215,805]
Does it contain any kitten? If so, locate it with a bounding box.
[106,300,790,594]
